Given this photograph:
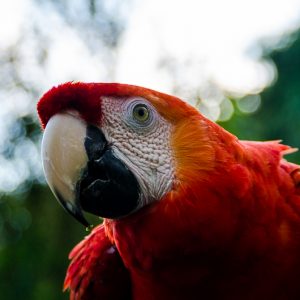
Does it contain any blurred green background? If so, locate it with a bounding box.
[1,0,300,299]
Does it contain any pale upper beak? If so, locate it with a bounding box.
[41,113,90,226]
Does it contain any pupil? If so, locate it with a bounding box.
[138,108,145,117]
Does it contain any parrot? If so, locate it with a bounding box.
[37,82,300,300]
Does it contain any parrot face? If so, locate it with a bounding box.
[38,83,194,225]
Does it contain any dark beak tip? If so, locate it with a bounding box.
[54,189,90,227]
[69,207,90,227]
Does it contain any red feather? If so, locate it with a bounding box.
[37,82,189,128]
[64,225,131,300]
[106,140,300,299]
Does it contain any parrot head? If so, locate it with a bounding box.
[38,82,224,226]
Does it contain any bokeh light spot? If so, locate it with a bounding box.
[237,94,261,114]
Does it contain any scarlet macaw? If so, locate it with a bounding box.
[38,82,300,300]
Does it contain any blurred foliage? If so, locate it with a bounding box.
[221,31,300,163]
[0,1,300,299]
[0,185,84,300]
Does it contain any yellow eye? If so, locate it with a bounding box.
[132,104,150,123]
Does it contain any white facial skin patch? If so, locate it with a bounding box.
[100,96,175,207]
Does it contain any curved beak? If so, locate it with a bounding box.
[41,113,140,226]
[41,113,90,226]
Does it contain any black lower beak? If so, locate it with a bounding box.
[76,125,140,220]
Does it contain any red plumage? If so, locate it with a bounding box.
[64,225,131,300]
[38,83,300,300]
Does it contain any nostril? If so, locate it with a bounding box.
[84,125,107,161]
